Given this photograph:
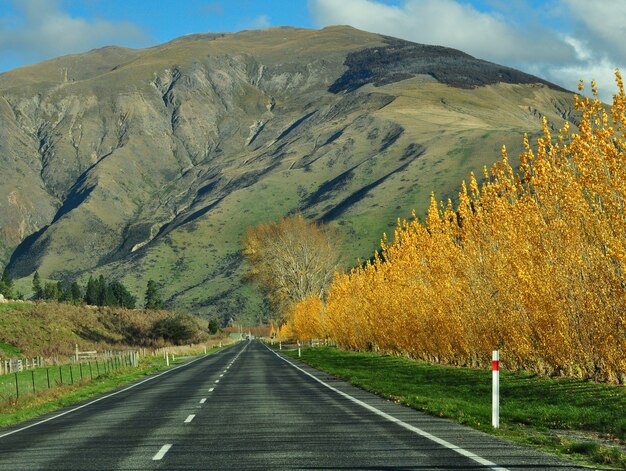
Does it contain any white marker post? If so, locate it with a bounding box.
[279,342,282,350]
[166,352,169,367]
[298,343,301,358]
[492,350,499,429]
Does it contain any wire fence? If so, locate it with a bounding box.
[0,351,139,405]
[0,338,234,406]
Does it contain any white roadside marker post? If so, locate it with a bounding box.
[298,343,301,358]
[166,352,169,367]
[492,350,499,429]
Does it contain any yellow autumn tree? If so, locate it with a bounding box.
[324,72,626,382]
[291,296,326,341]
[242,214,340,318]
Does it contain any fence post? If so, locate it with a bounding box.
[89,362,93,380]
[59,366,63,385]
[15,372,19,399]
[79,363,83,381]
[46,368,50,389]
[31,370,35,393]
[492,350,500,429]
[70,365,74,384]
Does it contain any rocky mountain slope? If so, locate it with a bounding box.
[0,26,576,322]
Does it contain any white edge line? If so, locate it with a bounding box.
[209,387,215,392]
[0,346,233,440]
[215,379,220,383]
[153,443,172,460]
[184,414,195,423]
[264,343,509,471]
[200,398,207,404]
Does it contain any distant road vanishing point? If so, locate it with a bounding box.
[0,340,585,470]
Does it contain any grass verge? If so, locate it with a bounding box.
[283,346,626,470]
[0,347,221,431]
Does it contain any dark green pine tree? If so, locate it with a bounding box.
[59,286,69,303]
[32,271,43,300]
[43,281,60,300]
[108,281,137,309]
[58,282,70,302]
[84,276,98,305]
[208,318,220,335]
[104,284,117,307]
[96,275,107,306]
[144,280,164,310]
[70,282,83,305]
[0,268,13,298]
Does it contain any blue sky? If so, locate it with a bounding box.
[1,0,624,100]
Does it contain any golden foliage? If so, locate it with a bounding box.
[242,214,340,319]
[323,72,626,382]
[277,320,294,340]
[291,296,326,341]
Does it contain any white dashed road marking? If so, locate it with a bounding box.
[153,444,172,460]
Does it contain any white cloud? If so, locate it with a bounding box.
[564,0,626,63]
[309,0,626,102]
[251,15,271,29]
[0,0,149,67]
[310,0,575,65]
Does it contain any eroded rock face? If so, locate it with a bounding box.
[0,26,575,321]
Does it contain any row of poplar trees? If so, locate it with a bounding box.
[245,73,626,384]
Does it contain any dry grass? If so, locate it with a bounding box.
[0,302,211,357]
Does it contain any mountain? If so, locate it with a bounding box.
[0,26,576,323]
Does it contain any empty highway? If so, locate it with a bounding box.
[0,340,585,470]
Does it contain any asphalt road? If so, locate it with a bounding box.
[0,340,588,470]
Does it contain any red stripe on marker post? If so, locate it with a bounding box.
[492,350,500,429]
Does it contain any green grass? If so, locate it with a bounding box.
[284,347,626,470]
[0,340,20,356]
[0,356,134,402]
[0,348,219,430]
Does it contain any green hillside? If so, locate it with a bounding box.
[0,26,577,323]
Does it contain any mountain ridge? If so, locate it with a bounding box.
[0,26,576,322]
